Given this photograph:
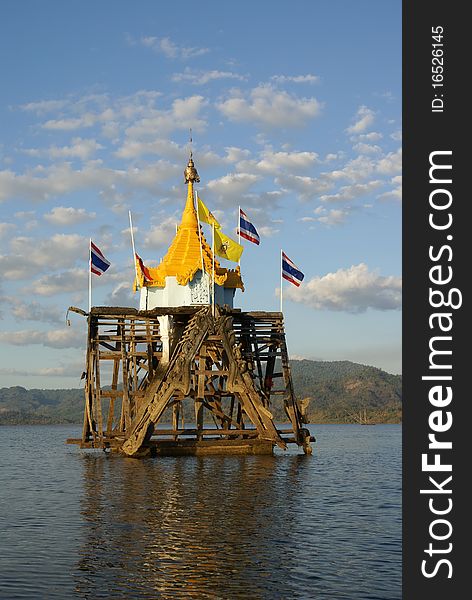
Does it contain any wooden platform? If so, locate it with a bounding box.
[148,438,275,456]
[67,304,313,457]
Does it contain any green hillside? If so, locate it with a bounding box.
[288,360,402,423]
[0,360,402,425]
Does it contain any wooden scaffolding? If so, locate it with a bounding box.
[67,305,313,457]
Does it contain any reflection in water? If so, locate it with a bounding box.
[75,453,310,599]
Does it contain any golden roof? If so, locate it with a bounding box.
[139,157,244,290]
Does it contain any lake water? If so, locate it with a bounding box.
[0,424,401,599]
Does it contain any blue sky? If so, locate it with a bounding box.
[0,1,401,388]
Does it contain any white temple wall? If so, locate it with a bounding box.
[139,271,235,310]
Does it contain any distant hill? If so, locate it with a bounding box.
[288,360,402,423]
[0,360,402,425]
[0,387,85,425]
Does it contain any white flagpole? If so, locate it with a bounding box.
[280,249,283,314]
[194,189,204,273]
[195,190,209,304]
[237,205,241,267]
[212,222,215,316]
[128,211,140,290]
[89,238,92,313]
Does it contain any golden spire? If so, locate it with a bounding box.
[180,154,200,229]
[135,153,244,291]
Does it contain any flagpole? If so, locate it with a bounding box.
[237,205,241,267]
[128,211,140,290]
[212,222,215,316]
[89,238,92,313]
[280,248,283,314]
[194,189,205,274]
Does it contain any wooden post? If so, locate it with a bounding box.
[172,402,180,441]
[195,344,206,440]
[120,319,131,431]
[107,357,120,435]
[94,346,103,443]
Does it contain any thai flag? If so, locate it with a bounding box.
[282,252,304,287]
[90,241,111,276]
[135,252,152,283]
[238,208,260,245]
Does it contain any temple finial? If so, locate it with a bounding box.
[184,142,200,184]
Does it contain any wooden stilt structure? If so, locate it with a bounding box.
[67,304,313,456]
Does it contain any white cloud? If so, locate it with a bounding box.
[14,210,36,219]
[143,215,180,249]
[21,90,161,135]
[0,222,15,236]
[106,281,138,307]
[42,113,98,131]
[272,145,401,207]
[20,99,70,114]
[378,175,402,202]
[0,359,85,378]
[44,206,96,225]
[206,173,260,204]
[390,130,402,141]
[340,155,376,182]
[1,235,89,281]
[114,139,225,171]
[140,36,209,59]
[116,138,184,160]
[285,263,402,313]
[32,268,88,296]
[352,143,382,155]
[7,299,63,324]
[346,106,375,134]
[224,147,251,164]
[258,225,280,237]
[30,266,123,297]
[236,190,285,212]
[357,132,383,142]
[125,161,181,193]
[24,137,103,160]
[275,173,338,201]
[324,153,341,162]
[172,69,246,85]
[316,208,351,226]
[271,74,320,84]
[0,254,38,280]
[0,163,110,203]
[252,150,319,174]
[10,233,88,267]
[217,85,322,128]
[0,327,84,348]
[124,95,208,139]
[0,159,180,204]
[376,148,402,175]
[319,180,383,203]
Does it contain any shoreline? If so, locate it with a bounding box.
[0,418,403,426]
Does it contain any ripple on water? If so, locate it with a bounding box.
[0,424,401,599]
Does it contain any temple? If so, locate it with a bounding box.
[137,155,243,310]
[67,154,313,457]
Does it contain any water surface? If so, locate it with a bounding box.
[0,424,401,599]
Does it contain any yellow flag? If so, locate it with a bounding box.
[197,196,220,229]
[214,229,244,262]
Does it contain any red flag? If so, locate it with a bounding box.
[135,253,152,284]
